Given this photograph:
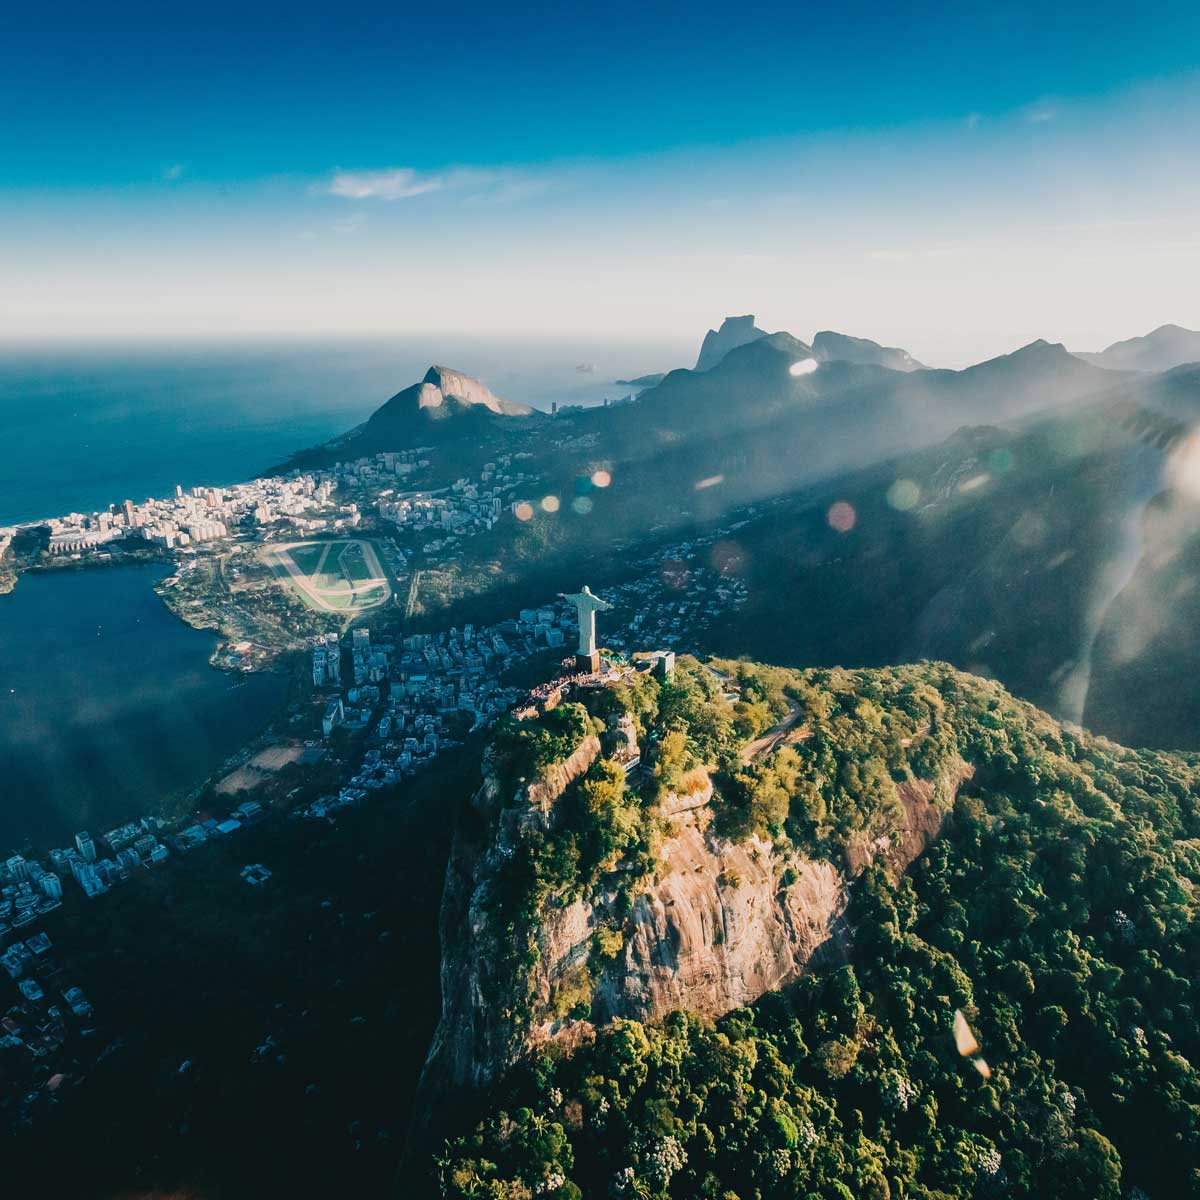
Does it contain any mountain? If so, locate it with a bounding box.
[950,337,1105,396]
[418,658,962,1103]
[701,364,1200,749]
[282,364,539,469]
[421,655,1200,1199]
[406,335,1149,638]
[369,364,534,423]
[812,328,926,370]
[1077,323,1200,371]
[590,336,1118,498]
[694,314,769,371]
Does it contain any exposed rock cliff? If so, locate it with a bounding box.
[421,736,603,1093]
[694,315,769,371]
[285,362,539,469]
[372,364,534,425]
[420,698,969,1099]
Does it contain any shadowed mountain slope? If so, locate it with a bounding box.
[694,314,770,371]
[1078,323,1200,372]
[813,328,925,370]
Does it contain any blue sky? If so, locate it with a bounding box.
[4,0,1200,360]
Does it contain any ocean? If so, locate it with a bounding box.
[0,336,685,527]
[0,335,687,851]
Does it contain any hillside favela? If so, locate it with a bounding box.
[4,4,1200,1198]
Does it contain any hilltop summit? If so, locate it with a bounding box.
[283,363,539,468]
[694,314,770,371]
[389,365,533,420]
[812,328,926,370]
[1077,323,1200,372]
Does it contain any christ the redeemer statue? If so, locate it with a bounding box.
[560,584,612,671]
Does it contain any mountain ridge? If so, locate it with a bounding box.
[812,328,925,371]
[1077,322,1200,372]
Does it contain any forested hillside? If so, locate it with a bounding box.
[430,660,1200,1199]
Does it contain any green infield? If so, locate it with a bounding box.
[262,539,394,614]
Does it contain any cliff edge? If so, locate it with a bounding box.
[418,657,973,1104]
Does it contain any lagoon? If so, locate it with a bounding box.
[0,564,287,853]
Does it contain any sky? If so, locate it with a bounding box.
[3,0,1200,364]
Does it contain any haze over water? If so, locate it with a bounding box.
[0,564,288,852]
[0,336,683,527]
[0,336,683,849]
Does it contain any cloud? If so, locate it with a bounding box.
[324,165,547,203]
[327,167,444,200]
[1025,102,1058,124]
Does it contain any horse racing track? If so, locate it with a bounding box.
[261,539,393,613]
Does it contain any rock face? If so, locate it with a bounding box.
[420,737,603,1094]
[420,365,531,415]
[695,315,770,372]
[593,810,847,1025]
[389,364,533,419]
[419,732,967,1099]
[339,363,536,455]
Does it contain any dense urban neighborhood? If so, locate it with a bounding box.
[0,435,754,1126]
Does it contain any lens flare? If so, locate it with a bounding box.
[953,1010,980,1057]
[886,479,920,511]
[514,502,534,522]
[1167,431,1200,498]
[959,473,991,494]
[710,540,746,574]
[591,469,612,488]
[789,359,819,376]
[541,495,560,513]
[827,501,856,533]
[571,496,593,515]
[694,474,724,491]
[661,559,690,589]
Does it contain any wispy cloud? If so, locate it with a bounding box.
[324,165,543,202]
[1024,101,1059,125]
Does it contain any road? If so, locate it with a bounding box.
[741,697,811,764]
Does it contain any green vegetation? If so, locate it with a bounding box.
[3,739,487,1199]
[492,702,597,791]
[433,661,1200,1199]
[485,697,663,1026]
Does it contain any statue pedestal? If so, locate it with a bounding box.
[575,651,600,674]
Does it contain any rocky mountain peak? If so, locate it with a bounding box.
[695,314,770,372]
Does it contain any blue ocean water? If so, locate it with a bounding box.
[0,335,686,850]
[0,336,685,526]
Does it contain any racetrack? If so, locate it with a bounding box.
[263,539,392,614]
